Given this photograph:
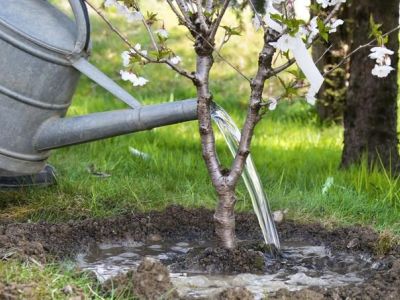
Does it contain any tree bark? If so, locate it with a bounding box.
[313,4,350,124]
[193,28,239,249]
[341,0,400,172]
[214,188,237,249]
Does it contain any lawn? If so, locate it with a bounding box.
[0,0,399,298]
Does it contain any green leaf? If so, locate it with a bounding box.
[221,26,242,36]
[317,18,329,42]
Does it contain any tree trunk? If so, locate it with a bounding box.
[313,4,350,124]
[214,189,237,249]
[194,39,238,249]
[341,0,400,172]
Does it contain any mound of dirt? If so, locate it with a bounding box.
[0,282,36,300]
[171,242,275,274]
[217,287,254,300]
[102,257,179,300]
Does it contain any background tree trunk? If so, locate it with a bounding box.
[341,0,400,172]
[313,4,350,124]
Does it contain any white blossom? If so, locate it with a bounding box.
[120,70,135,81]
[369,47,395,78]
[316,0,331,8]
[317,0,346,8]
[133,76,149,86]
[330,0,347,5]
[155,29,169,39]
[121,51,131,67]
[268,98,278,111]
[369,47,394,63]
[170,56,182,65]
[307,17,319,43]
[121,45,147,67]
[134,44,148,56]
[329,19,344,33]
[125,11,143,23]
[106,1,143,23]
[371,65,394,78]
[120,70,148,86]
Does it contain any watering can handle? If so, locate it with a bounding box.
[68,0,91,54]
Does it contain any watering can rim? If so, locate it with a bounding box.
[0,0,90,59]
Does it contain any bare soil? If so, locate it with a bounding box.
[0,205,399,299]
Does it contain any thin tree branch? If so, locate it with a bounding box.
[247,0,267,31]
[188,24,252,82]
[315,44,333,65]
[324,25,400,76]
[166,0,197,32]
[205,0,214,13]
[84,0,195,80]
[195,0,209,32]
[175,0,193,24]
[227,30,279,185]
[166,0,186,24]
[261,24,400,110]
[142,19,159,51]
[209,0,231,40]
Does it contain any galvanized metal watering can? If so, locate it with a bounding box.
[0,0,197,178]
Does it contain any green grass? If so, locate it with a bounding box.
[0,260,102,299]
[1,1,400,297]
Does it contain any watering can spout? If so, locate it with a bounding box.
[34,99,198,151]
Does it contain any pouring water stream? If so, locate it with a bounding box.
[211,104,280,249]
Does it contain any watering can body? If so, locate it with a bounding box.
[0,0,197,177]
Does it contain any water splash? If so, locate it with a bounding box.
[211,104,280,249]
[77,240,369,299]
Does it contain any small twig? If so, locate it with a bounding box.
[217,30,231,53]
[141,19,159,51]
[166,0,191,28]
[209,0,231,40]
[325,3,342,25]
[84,0,195,80]
[267,20,400,106]
[175,0,193,25]
[205,0,214,13]
[87,0,248,83]
[195,0,209,32]
[177,15,251,82]
[324,25,400,76]
[315,44,333,65]
[214,51,251,82]
[247,0,267,31]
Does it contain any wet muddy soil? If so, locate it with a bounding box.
[1,205,399,299]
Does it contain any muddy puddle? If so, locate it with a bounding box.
[1,206,399,299]
[76,239,375,299]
